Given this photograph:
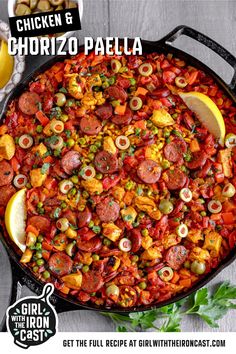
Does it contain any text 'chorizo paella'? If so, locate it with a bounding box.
[0,50,236,308]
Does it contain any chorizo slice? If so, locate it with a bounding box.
[137,159,161,184]
[94,150,118,174]
[81,270,104,293]
[164,138,187,162]
[80,115,102,135]
[61,150,81,175]
[48,252,73,277]
[0,185,16,205]
[77,236,102,252]
[95,103,113,120]
[96,197,120,222]
[129,229,142,253]
[165,168,187,190]
[18,92,41,115]
[106,85,127,103]
[77,207,92,228]
[186,151,208,170]
[27,216,51,234]
[165,245,188,270]
[0,161,14,187]
[111,108,133,125]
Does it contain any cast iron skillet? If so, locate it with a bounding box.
[1,25,236,330]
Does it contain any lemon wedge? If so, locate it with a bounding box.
[179,91,225,145]
[5,188,27,252]
[0,40,14,89]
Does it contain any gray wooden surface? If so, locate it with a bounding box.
[0,0,236,332]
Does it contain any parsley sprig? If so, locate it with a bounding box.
[101,282,236,332]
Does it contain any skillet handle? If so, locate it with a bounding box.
[159,25,236,91]
[0,259,23,332]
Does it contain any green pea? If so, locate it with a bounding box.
[38,208,45,214]
[184,260,191,269]
[147,189,152,197]
[201,211,207,217]
[36,259,45,266]
[88,220,95,228]
[88,153,95,161]
[108,76,116,85]
[161,160,170,169]
[95,141,102,148]
[67,138,75,147]
[82,265,89,273]
[96,173,103,180]
[36,125,43,133]
[125,181,135,191]
[141,229,149,237]
[132,255,139,262]
[129,78,136,86]
[37,202,43,208]
[103,238,111,246]
[60,202,67,209]
[37,235,44,243]
[68,187,77,197]
[139,212,145,218]
[71,175,79,184]
[35,251,42,259]
[163,130,170,138]
[35,243,42,250]
[138,282,147,290]
[33,266,39,273]
[78,137,86,145]
[92,254,100,261]
[102,81,110,89]
[151,126,159,135]
[55,93,66,107]
[42,271,50,279]
[89,145,98,153]
[54,150,61,157]
[191,261,206,275]
[81,190,89,199]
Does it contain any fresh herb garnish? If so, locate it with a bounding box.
[41,163,51,174]
[53,207,61,219]
[65,129,72,138]
[102,282,236,332]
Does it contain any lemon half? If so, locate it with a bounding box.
[0,40,14,89]
[179,91,225,146]
[5,188,27,252]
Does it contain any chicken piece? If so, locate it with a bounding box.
[87,74,102,89]
[102,223,122,242]
[203,231,222,256]
[61,272,82,290]
[187,229,204,244]
[32,142,47,157]
[189,247,210,262]
[150,109,175,127]
[94,92,106,105]
[123,191,135,206]
[145,144,162,163]
[141,235,153,250]
[111,186,125,202]
[78,251,93,265]
[20,249,33,263]
[67,74,84,99]
[0,134,16,160]
[103,136,117,155]
[141,246,162,260]
[81,92,97,107]
[218,148,232,178]
[162,233,180,249]
[121,206,137,224]
[30,168,47,188]
[134,196,161,220]
[81,178,103,195]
